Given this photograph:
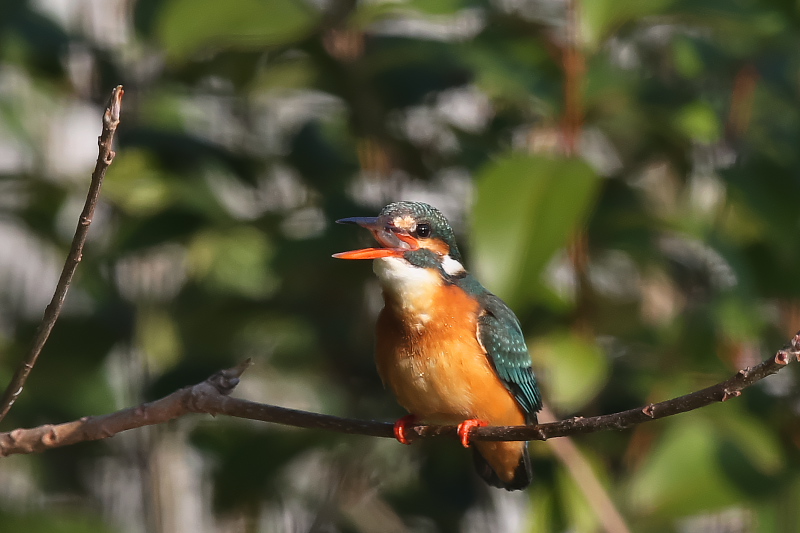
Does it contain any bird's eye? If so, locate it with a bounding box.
[415,222,431,238]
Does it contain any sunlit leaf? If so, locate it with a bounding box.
[674,101,721,143]
[138,307,183,372]
[104,150,171,216]
[713,295,765,343]
[528,482,557,533]
[156,0,318,61]
[188,226,278,298]
[471,154,600,307]
[407,0,468,16]
[627,413,744,517]
[672,37,704,79]
[715,407,784,476]
[530,331,609,413]
[581,0,676,48]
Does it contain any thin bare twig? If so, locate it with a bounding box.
[541,407,631,533]
[0,86,124,423]
[0,359,251,456]
[0,334,797,457]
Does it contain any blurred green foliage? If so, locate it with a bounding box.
[1,0,800,531]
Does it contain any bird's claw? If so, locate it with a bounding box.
[457,418,489,448]
[393,414,418,445]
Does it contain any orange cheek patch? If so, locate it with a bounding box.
[422,239,450,256]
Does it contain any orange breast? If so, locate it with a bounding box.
[375,283,525,427]
[375,281,528,485]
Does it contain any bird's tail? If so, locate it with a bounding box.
[472,442,532,491]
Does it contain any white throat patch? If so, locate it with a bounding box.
[373,257,441,327]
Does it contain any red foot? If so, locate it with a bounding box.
[457,419,489,448]
[393,414,419,445]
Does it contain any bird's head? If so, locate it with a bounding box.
[334,201,465,276]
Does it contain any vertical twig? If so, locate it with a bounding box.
[726,64,758,139]
[562,0,584,155]
[561,0,592,333]
[541,407,632,533]
[0,85,124,423]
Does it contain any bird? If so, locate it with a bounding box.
[334,201,542,490]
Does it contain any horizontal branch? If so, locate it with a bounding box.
[0,334,797,457]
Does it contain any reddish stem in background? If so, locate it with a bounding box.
[727,64,758,138]
[561,0,585,155]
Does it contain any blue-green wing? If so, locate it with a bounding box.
[477,294,542,421]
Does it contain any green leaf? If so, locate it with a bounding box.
[530,331,609,413]
[527,473,557,533]
[0,511,113,533]
[675,101,721,143]
[581,0,676,49]
[672,37,704,79]
[156,0,318,61]
[713,295,765,343]
[104,149,172,216]
[407,0,467,16]
[471,154,600,307]
[715,407,784,476]
[138,308,183,372]
[188,226,278,298]
[627,412,744,517]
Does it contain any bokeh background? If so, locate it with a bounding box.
[2,0,800,531]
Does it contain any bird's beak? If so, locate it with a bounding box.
[333,216,418,260]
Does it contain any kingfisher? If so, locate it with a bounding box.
[334,201,541,490]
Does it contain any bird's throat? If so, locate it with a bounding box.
[373,257,442,323]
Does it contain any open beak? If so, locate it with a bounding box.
[333,216,418,260]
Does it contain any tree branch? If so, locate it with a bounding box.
[1,334,797,457]
[0,86,124,423]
